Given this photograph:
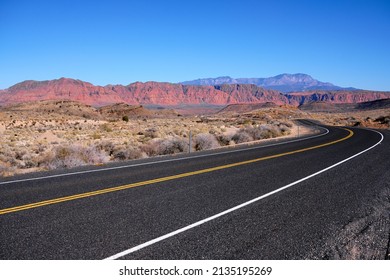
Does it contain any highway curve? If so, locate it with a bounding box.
[0,121,389,259]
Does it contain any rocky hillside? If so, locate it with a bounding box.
[1,78,124,106]
[286,90,390,106]
[0,100,178,121]
[0,78,289,107]
[98,103,178,119]
[217,102,279,114]
[1,78,389,108]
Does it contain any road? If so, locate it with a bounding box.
[1,121,389,259]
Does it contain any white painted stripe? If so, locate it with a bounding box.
[104,129,384,260]
[0,127,329,186]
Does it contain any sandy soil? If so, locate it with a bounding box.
[1,100,388,177]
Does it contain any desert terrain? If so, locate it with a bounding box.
[0,77,389,177]
[1,97,388,177]
[0,100,295,176]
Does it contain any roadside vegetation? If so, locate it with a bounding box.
[3,99,387,177]
[0,107,294,176]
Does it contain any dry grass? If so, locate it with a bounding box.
[0,101,300,177]
[6,100,388,177]
[304,109,390,129]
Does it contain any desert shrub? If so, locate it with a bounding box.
[14,149,27,160]
[20,153,35,168]
[162,137,189,154]
[122,115,129,122]
[140,143,156,156]
[236,118,252,125]
[141,137,189,156]
[96,140,116,156]
[208,128,218,135]
[257,125,282,139]
[0,145,21,167]
[194,133,220,151]
[258,129,275,139]
[278,124,291,135]
[242,127,264,140]
[0,162,7,176]
[0,161,15,177]
[92,132,101,139]
[144,127,160,139]
[216,133,234,146]
[41,144,109,170]
[232,130,254,144]
[112,146,143,160]
[100,123,112,132]
[231,124,287,144]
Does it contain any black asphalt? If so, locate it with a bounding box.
[0,121,388,259]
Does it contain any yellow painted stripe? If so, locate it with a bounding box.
[0,129,354,215]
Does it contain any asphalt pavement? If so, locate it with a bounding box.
[1,122,389,259]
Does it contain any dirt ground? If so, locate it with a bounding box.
[0,100,388,177]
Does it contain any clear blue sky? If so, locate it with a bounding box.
[1,0,389,90]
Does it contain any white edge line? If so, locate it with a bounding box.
[0,127,329,185]
[104,129,384,260]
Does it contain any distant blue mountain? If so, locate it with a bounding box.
[181,73,357,93]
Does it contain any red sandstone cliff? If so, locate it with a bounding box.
[0,78,288,106]
[1,78,389,107]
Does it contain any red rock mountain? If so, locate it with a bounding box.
[286,90,390,105]
[0,78,288,106]
[1,78,389,107]
[1,78,124,106]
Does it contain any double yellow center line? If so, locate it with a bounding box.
[0,129,354,215]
